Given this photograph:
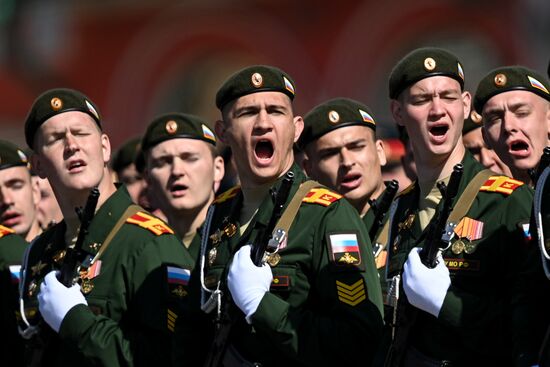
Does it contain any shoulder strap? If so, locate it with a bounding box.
[447,169,493,224]
[90,204,142,264]
[274,180,319,235]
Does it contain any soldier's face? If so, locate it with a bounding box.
[145,138,224,215]
[33,176,62,230]
[391,76,470,166]
[0,166,40,238]
[462,127,512,176]
[303,125,386,214]
[117,163,148,207]
[216,92,303,187]
[482,90,550,176]
[32,111,111,195]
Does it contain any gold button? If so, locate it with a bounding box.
[470,111,482,124]
[50,97,63,111]
[424,57,436,71]
[494,73,507,87]
[251,72,263,88]
[165,120,178,134]
[328,110,340,124]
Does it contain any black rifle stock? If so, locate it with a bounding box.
[385,163,463,366]
[369,180,399,241]
[58,187,100,286]
[531,147,550,187]
[204,171,295,367]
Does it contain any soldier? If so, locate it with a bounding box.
[0,141,33,366]
[473,66,550,185]
[111,137,148,206]
[19,88,194,366]
[178,65,383,366]
[462,110,512,176]
[139,112,224,259]
[0,140,41,242]
[385,48,539,365]
[299,98,388,236]
[34,176,63,230]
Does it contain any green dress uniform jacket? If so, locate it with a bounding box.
[181,163,384,367]
[386,151,541,365]
[0,227,27,366]
[19,186,193,367]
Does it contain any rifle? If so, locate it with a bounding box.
[529,147,550,186]
[204,171,295,367]
[385,163,463,366]
[58,187,100,286]
[369,180,399,242]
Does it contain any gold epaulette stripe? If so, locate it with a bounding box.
[0,224,14,239]
[126,211,174,235]
[302,188,342,206]
[213,185,241,204]
[480,176,524,195]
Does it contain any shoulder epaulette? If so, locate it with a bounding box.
[479,175,524,195]
[302,188,342,206]
[0,224,15,239]
[213,185,241,204]
[126,211,174,235]
[396,182,416,197]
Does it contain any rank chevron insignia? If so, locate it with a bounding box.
[336,279,366,306]
[213,185,241,204]
[480,176,523,195]
[302,188,342,206]
[126,211,174,235]
[0,224,15,238]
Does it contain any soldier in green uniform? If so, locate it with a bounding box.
[138,112,224,260]
[19,88,194,366]
[473,66,550,185]
[385,47,541,365]
[0,141,33,366]
[0,140,42,242]
[462,110,511,176]
[178,65,383,366]
[111,137,148,207]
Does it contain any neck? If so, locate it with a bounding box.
[24,219,42,242]
[416,142,465,184]
[167,202,211,240]
[354,180,386,217]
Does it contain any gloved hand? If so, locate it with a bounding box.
[38,270,88,333]
[402,247,450,317]
[228,245,273,323]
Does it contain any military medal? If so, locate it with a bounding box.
[52,249,66,264]
[266,253,281,267]
[28,280,37,297]
[223,223,237,238]
[31,261,47,276]
[208,247,217,266]
[451,239,465,255]
[81,279,94,294]
[464,241,478,254]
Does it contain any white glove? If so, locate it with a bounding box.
[38,270,88,333]
[228,245,273,323]
[402,247,450,317]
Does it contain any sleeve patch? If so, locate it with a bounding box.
[126,211,174,235]
[328,232,362,267]
[0,224,15,238]
[336,279,366,306]
[303,188,342,206]
[167,308,178,332]
[480,176,524,195]
[213,185,241,204]
[167,266,190,300]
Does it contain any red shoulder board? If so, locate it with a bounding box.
[396,182,416,197]
[213,185,241,204]
[126,211,174,235]
[480,176,524,195]
[302,188,342,206]
[0,225,15,238]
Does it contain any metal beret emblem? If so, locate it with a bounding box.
[328,110,340,124]
[251,73,263,88]
[424,57,436,71]
[165,120,178,134]
[494,73,507,87]
[470,111,482,124]
[50,97,63,111]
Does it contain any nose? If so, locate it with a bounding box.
[429,97,445,119]
[63,132,79,156]
[253,109,273,132]
[0,186,13,208]
[171,156,186,177]
[340,148,355,168]
[502,111,520,134]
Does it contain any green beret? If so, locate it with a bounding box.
[462,110,483,135]
[474,66,550,113]
[389,47,465,99]
[25,88,101,149]
[111,137,141,174]
[0,140,29,171]
[215,65,296,110]
[299,98,376,149]
[136,112,216,173]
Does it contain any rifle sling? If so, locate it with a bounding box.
[273,180,319,236]
[375,169,493,250]
[90,204,142,264]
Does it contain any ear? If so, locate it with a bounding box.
[215,120,228,144]
[213,156,225,193]
[293,116,304,142]
[302,154,312,176]
[375,139,387,167]
[101,133,111,164]
[31,176,41,206]
[30,153,47,179]
[390,99,404,126]
[461,91,472,121]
